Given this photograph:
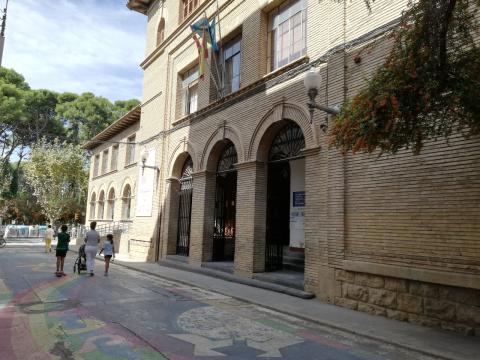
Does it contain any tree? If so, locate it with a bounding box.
[56,92,115,144]
[24,139,88,224]
[329,0,480,154]
[0,69,28,200]
[113,98,140,119]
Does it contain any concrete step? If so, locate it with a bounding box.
[158,258,315,299]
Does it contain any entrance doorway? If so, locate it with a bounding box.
[212,142,238,261]
[265,121,305,272]
[176,156,193,256]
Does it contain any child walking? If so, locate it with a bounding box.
[99,234,115,276]
[55,225,70,276]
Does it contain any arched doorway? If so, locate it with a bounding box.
[213,142,237,261]
[176,156,193,256]
[97,190,105,220]
[266,121,305,271]
[122,184,132,220]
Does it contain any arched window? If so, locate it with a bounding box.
[97,190,105,220]
[157,18,165,45]
[107,188,115,220]
[122,185,132,220]
[89,192,96,219]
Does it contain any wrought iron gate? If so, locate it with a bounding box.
[213,143,237,261]
[265,122,305,271]
[176,157,193,256]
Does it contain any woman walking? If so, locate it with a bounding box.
[55,225,70,276]
[84,221,100,276]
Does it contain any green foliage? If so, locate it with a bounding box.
[56,92,140,144]
[23,139,88,223]
[330,0,480,154]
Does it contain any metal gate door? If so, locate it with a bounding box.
[265,162,290,271]
[265,121,305,271]
[212,142,237,261]
[176,157,193,256]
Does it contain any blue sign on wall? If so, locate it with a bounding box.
[293,191,305,207]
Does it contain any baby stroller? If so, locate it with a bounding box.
[73,244,87,274]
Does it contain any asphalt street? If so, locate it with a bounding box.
[0,245,440,359]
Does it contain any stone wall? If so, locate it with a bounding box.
[335,270,480,336]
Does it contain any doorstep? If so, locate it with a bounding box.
[158,257,315,299]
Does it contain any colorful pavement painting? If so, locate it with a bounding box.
[0,250,436,360]
[0,261,165,360]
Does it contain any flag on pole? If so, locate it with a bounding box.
[191,17,219,52]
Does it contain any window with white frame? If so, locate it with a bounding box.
[182,66,199,115]
[268,0,307,70]
[126,135,136,166]
[101,149,109,174]
[224,36,241,94]
[111,145,119,171]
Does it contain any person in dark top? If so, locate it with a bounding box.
[55,224,70,276]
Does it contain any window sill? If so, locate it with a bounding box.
[124,162,137,169]
[264,55,309,80]
[92,169,118,180]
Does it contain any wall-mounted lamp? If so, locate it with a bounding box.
[140,148,159,174]
[303,67,340,130]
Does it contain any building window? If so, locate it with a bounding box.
[224,36,241,94]
[182,66,199,115]
[98,191,105,219]
[122,185,132,220]
[89,192,96,219]
[157,18,165,45]
[101,149,109,174]
[126,135,136,166]
[182,0,200,21]
[268,0,307,70]
[111,145,119,171]
[93,154,100,177]
[107,188,115,220]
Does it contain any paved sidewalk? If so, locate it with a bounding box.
[71,246,480,360]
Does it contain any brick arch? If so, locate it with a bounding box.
[247,101,318,161]
[167,139,198,178]
[200,124,244,171]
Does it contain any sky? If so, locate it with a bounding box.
[2,0,147,102]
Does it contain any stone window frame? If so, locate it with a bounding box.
[157,17,166,46]
[97,190,105,220]
[122,184,132,220]
[89,192,96,220]
[93,154,100,177]
[125,134,136,166]
[180,0,201,22]
[110,144,119,171]
[101,149,109,175]
[107,188,116,220]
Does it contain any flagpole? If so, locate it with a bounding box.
[0,0,9,67]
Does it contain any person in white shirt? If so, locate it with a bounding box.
[84,221,100,276]
[44,225,55,253]
[99,233,115,276]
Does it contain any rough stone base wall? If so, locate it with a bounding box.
[334,270,480,336]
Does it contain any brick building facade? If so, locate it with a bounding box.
[84,0,480,334]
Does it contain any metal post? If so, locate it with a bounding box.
[0,0,9,67]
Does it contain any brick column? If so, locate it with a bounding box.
[234,161,267,277]
[161,177,180,258]
[189,170,216,265]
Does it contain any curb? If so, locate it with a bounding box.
[69,249,462,360]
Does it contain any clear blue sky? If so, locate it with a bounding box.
[2,0,146,102]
